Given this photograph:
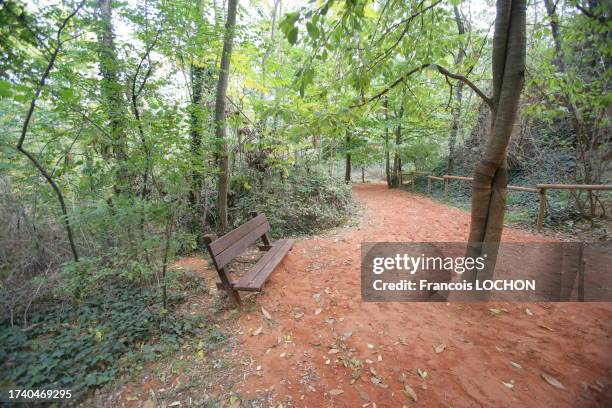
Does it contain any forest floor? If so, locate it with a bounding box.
[94,183,612,408]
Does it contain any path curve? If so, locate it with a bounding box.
[236,184,612,407]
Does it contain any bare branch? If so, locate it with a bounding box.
[434,65,493,109]
[350,64,430,108]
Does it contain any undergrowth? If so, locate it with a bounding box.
[0,275,206,402]
[231,168,354,237]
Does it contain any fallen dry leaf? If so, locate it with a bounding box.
[525,308,534,316]
[511,361,522,369]
[502,380,515,390]
[489,308,502,316]
[417,368,428,379]
[404,384,418,402]
[541,373,565,390]
[328,348,340,354]
[261,307,272,320]
[329,389,344,396]
[434,343,446,353]
[252,326,263,336]
[314,308,322,315]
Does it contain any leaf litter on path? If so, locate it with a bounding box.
[541,373,565,390]
[261,306,272,320]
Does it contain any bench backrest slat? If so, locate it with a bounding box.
[209,213,271,269]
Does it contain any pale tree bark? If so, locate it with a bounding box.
[189,0,209,227]
[189,64,205,231]
[383,97,391,187]
[466,0,527,276]
[97,0,130,193]
[262,0,281,84]
[261,0,281,131]
[447,5,466,174]
[214,0,238,232]
[345,131,352,183]
[390,99,404,188]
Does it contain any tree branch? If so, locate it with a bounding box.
[15,1,85,262]
[350,64,430,108]
[351,63,492,110]
[434,65,493,109]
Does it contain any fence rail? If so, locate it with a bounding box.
[403,172,611,232]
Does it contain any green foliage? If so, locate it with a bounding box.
[0,277,203,400]
[231,168,354,236]
[1,0,609,401]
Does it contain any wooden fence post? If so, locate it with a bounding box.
[427,176,431,195]
[537,188,546,232]
[443,176,449,201]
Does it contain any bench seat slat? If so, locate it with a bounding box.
[209,214,267,256]
[214,220,271,269]
[233,239,294,291]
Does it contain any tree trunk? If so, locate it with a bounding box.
[97,0,129,193]
[383,97,391,187]
[189,64,205,235]
[214,0,239,232]
[345,132,351,183]
[447,5,466,175]
[391,100,404,188]
[361,166,365,183]
[466,0,526,278]
[543,0,600,212]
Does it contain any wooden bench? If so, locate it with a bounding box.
[203,212,294,305]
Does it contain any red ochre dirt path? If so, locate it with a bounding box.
[232,183,611,407]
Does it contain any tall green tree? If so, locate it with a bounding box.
[97,0,130,193]
[466,0,527,272]
[214,0,239,232]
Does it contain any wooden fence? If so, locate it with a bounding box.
[401,172,611,232]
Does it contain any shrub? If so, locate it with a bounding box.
[231,167,354,236]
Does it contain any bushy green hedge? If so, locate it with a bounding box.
[231,168,354,236]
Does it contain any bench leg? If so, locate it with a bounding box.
[215,281,241,305]
[216,268,241,305]
[204,234,241,306]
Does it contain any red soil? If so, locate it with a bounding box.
[234,183,612,407]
